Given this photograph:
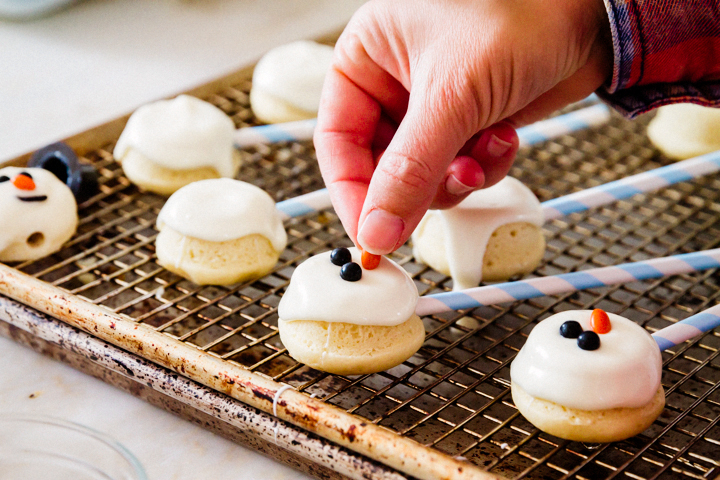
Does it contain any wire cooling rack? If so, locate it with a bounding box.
[3,75,720,479]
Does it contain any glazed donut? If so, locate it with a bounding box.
[155,179,287,285]
[510,309,664,442]
[278,247,424,375]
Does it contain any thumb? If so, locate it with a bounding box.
[357,89,475,254]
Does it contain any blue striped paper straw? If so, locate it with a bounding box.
[517,103,611,148]
[652,304,720,350]
[276,188,332,220]
[234,118,317,148]
[542,150,720,220]
[415,249,720,316]
[233,102,609,148]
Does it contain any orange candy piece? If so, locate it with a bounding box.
[590,308,611,334]
[361,249,381,270]
[13,174,35,191]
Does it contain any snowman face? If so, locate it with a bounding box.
[0,167,78,262]
[0,170,49,203]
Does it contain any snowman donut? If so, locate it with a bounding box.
[278,247,424,375]
[0,167,78,262]
[510,309,665,443]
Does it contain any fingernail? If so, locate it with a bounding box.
[445,174,475,196]
[357,208,405,254]
[487,134,512,157]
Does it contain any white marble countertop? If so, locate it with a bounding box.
[0,1,365,478]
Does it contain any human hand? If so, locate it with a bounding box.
[314,0,612,254]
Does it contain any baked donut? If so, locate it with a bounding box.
[0,167,78,262]
[647,103,720,160]
[278,247,424,375]
[250,40,334,124]
[155,178,287,285]
[114,95,240,195]
[510,309,664,443]
[412,176,545,290]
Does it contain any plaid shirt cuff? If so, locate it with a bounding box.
[599,0,720,117]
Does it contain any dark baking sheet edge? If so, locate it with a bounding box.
[0,295,411,480]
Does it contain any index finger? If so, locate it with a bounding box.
[314,34,411,241]
[314,67,378,243]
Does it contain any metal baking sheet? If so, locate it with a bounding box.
[2,70,720,479]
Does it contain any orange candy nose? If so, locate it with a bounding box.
[361,249,381,270]
[13,174,35,191]
[590,309,611,334]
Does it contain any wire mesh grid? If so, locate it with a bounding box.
[8,77,720,480]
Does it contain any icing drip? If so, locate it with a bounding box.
[412,177,543,291]
[157,178,287,252]
[174,235,187,269]
[322,322,332,367]
[114,95,236,177]
[510,310,662,410]
[0,167,77,260]
[272,384,294,444]
[278,248,418,326]
[252,41,334,112]
[154,286,165,300]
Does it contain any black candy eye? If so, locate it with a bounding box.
[559,320,583,339]
[340,262,362,282]
[577,331,600,350]
[0,176,9,183]
[19,171,33,180]
[29,141,98,202]
[330,247,352,266]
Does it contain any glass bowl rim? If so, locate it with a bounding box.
[0,412,148,480]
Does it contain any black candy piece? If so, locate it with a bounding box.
[29,142,99,203]
[29,142,77,184]
[68,164,99,203]
[330,247,352,266]
[340,262,362,282]
[577,331,600,351]
[559,320,583,339]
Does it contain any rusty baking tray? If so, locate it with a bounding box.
[2,47,720,480]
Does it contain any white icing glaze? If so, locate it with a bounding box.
[510,310,662,410]
[157,178,287,252]
[252,41,334,113]
[113,95,236,177]
[0,167,77,260]
[278,248,418,326]
[412,177,543,291]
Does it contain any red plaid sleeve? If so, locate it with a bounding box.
[598,0,720,117]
